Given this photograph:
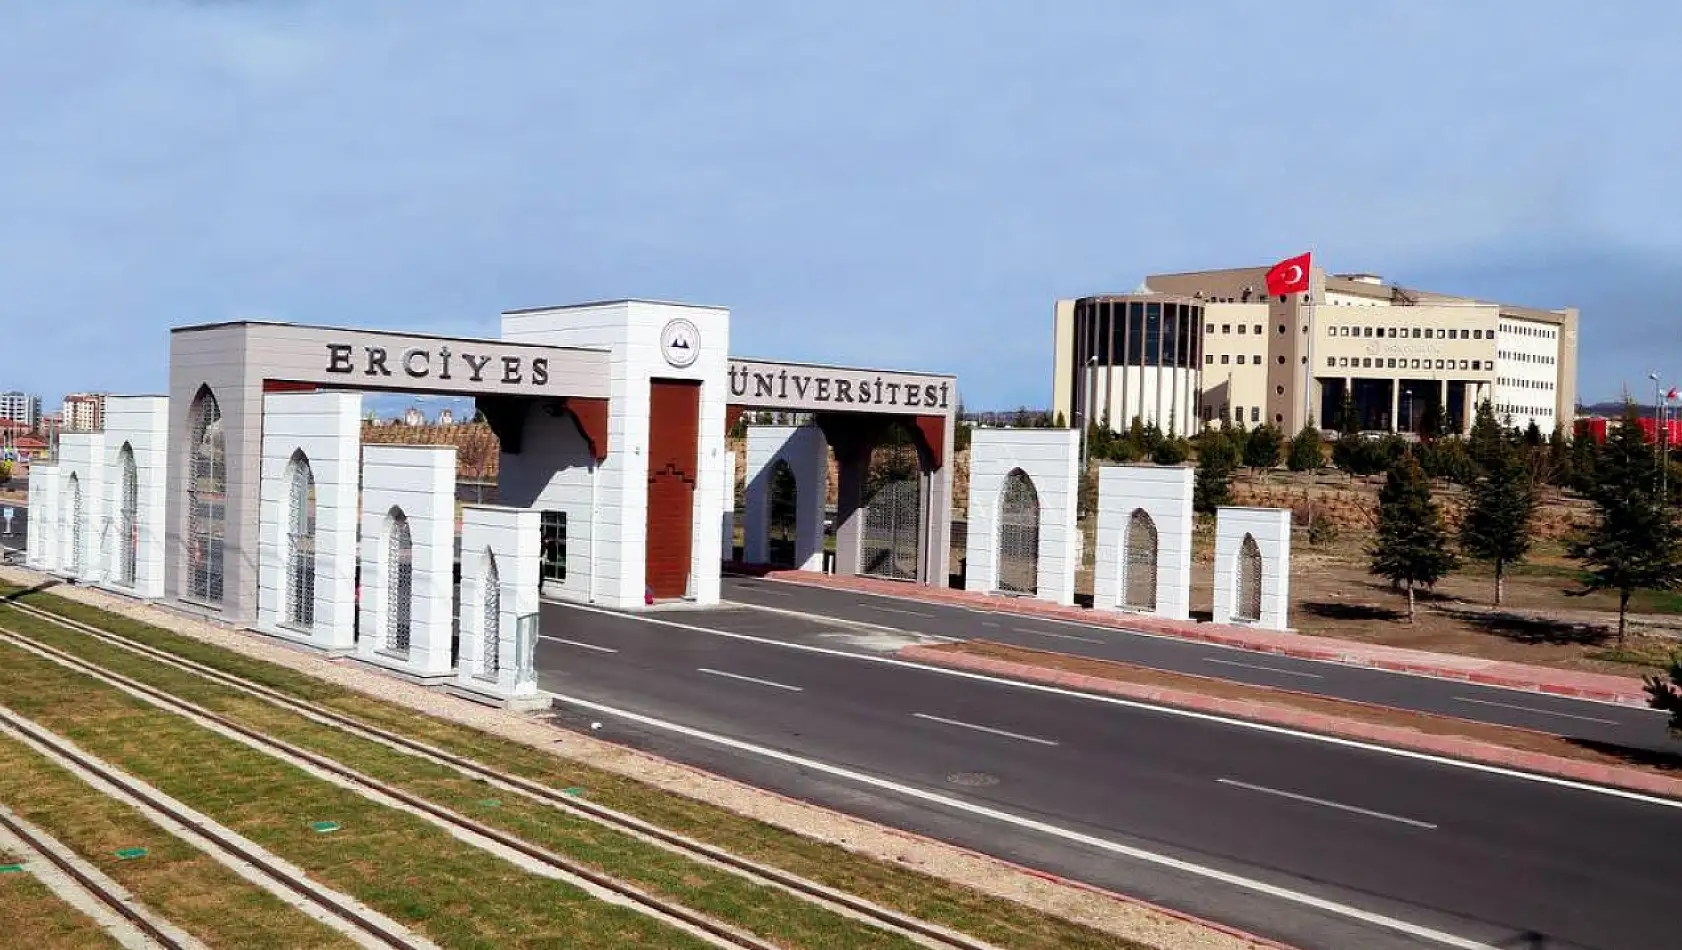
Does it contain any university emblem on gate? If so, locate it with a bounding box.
[660,319,700,368]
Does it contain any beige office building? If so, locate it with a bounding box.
[1052,264,1578,437]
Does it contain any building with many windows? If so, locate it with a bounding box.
[61,392,107,432]
[0,391,41,431]
[1052,264,1579,437]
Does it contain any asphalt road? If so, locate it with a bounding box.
[537,598,1681,950]
[0,502,25,555]
[721,575,1682,756]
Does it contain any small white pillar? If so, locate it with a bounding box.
[1212,507,1292,630]
[255,392,362,650]
[26,463,60,572]
[56,432,106,584]
[1095,464,1194,621]
[98,397,169,599]
[357,444,458,679]
[721,449,737,559]
[964,428,1080,605]
[456,506,542,704]
[742,425,827,570]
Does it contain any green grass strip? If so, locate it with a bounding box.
[0,733,356,949]
[0,587,1134,950]
[0,855,125,950]
[0,636,714,950]
[0,606,925,950]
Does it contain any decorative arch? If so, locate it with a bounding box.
[64,472,83,573]
[384,507,413,654]
[1235,533,1262,623]
[186,386,226,603]
[1122,508,1159,611]
[117,443,138,587]
[481,548,501,678]
[285,451,317,628]
[996,468,1040,594]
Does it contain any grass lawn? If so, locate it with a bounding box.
[0,850,125,950]
[0,635,718,950]
[0,733,356,949]
[1,587,1138,950]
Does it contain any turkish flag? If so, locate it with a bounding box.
[1668,387,1679,401]
[1265,252,1312,296]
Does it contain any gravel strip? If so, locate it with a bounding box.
[1,568,1284,950]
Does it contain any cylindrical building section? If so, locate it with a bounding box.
[1065,294,1202,439]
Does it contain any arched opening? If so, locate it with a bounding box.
[1235,533,1263,623]
[186,387,226,603]
[481,549,501,679]
[766,460,798,568]
[285,452,317,629]
[1123,508,1159,611]
[117,444,138,587]
[385,508,413,654]
[861,424,922,581]
[64,473,83,573]
[996,468,1040,594]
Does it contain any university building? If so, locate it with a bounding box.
[1051,263,1579,437]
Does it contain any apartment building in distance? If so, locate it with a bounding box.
[0,391,41,431]
[61,392,108,432]
[1051,262,1579,437]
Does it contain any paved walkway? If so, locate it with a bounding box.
[752,569,1655,707]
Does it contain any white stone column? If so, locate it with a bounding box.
[721,450,737,560]
[742,425,827,570]
[357,444,458,679]
[25,463,59,572]
[98,397,169,600]
[255,392,362,650]
[1212,506,1292,630]
[1094,464,1193,621]
[456,506,542,705]
[56,432,107,584]
[964,428,1080,605]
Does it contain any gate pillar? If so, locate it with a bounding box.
[965,428,1079,605]
[1212,507,1291,630]
[743,425,827,570]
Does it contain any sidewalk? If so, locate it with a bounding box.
[752,569,1655,707]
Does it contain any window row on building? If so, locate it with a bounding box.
[1498,350,1556,365]
[1326,356,1487,372]
[1208,353,1264,365]
[1499,377,1556,391]
[1200,404,1263,424]
[1329,325,1489,341]
[1498,403,1555,418]
[1501,323,1557,340]
[1207,322,1265,335]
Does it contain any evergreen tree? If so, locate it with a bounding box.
[1195,435,1238,514]
[1566,406,1682,645]
[1467,399,1506,472]
[1459,433,1538,606]
[1244,424,1283,471]
[1287,424,1323,472]
[1369,457,1460,622]
[1648,657,1682,735]
[1546,425,1573,487]
[1334,390,1361,435]
[1418,393,1446,441]
[1152,436,1190,466]
[1523,419,1544,447]
[1570,424,1600,493]
[1053,411,1067,428]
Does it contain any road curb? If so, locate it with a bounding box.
[897,644,1682,802]
[752,570,1654,707]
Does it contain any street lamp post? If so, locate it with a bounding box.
[1651,373,1668,500]
[1079,355,1098,470]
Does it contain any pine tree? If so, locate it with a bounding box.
[1418,394,1446,441]
[1523,420,1544,447]
[1458,433,1538,606]
[1334,390,1361,435]
[1466,399,1506,472]
[1287,423,1323,472]
[1369,457,1460,623]
[1195,435,1238,514]
[1566,405,1682,645]
[1053,411,1067,428]
[1244,424,1283,471]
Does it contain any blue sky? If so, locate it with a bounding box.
[3,2,1679,414]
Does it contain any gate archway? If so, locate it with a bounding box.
[766,460,799,568]
[1123,508,1158,611]
[861,425,922,581]
[996,468,1040,594]
[1235,533,1262,623]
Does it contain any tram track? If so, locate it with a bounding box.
[0,598,1000,950]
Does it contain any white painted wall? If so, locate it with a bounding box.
[721,449,736,558]
[1094,464,1194,621]
[357,445,458,677]
[742,425,827,570]
[1212,506,1292,630]
[26,464,59,572]
[98,397,169,599]
[457,506,541,698]
[495,402,598,602]
[255,392,362,650]
[56,432,106,583]
[964,428,1080,605]
[501,300,731,608]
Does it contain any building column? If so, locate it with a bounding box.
[1389,380,1400,433]
[832,442,869,576]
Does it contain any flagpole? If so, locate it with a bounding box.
[1303,244,1317,430]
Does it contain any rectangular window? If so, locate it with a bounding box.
[1338,357,1348,367]
[1207,323,1215,334]
[1235,354,1244,365]
[540,511,568,583]
[1237,324,1246,334]
[1459,359,1469,370]
[1473,329,1482,339]
[1205,354,1214,365]
[1326,357,1336,367]
[1220,354,1229,364]
[1250,406,1260,423]
[1127,302,1145,362]
[1327,326,1336,337]
[1222,324,1230,334]
[1253,324,1262,335]
[1436,329,1446,339]
[1387,358,1397,368]
[1472,360,1480,370]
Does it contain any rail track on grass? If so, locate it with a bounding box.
[0,598,999,950]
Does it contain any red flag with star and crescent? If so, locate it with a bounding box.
[1265,252,1312,296]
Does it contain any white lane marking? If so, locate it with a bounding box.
[860,604,935,618]
[745,588,793,597]
[1452,696,1619,725]
[912,712,1059,746]
[727,601,961,643]
[1216,779,1438,830]
[1014,627,1102,644]
[1203,657,1324,679]
[553,601,1682,811]
[546,690,1495,950]
[541,636,619,654]
[980,621,1000,628]
[697,667,804,692]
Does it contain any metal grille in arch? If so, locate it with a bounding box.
[118,447,138,587]
[861,433,921,582]
[386,511,413,654]
[996,469,1040,594]
[481,552,501,678]
[66,475,83,573]
[1123,509,1158,612]
[1236,533,1262,623]
[766,461,798,568]
[286,457,316,629]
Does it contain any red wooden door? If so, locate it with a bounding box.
[645,380,700,599]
